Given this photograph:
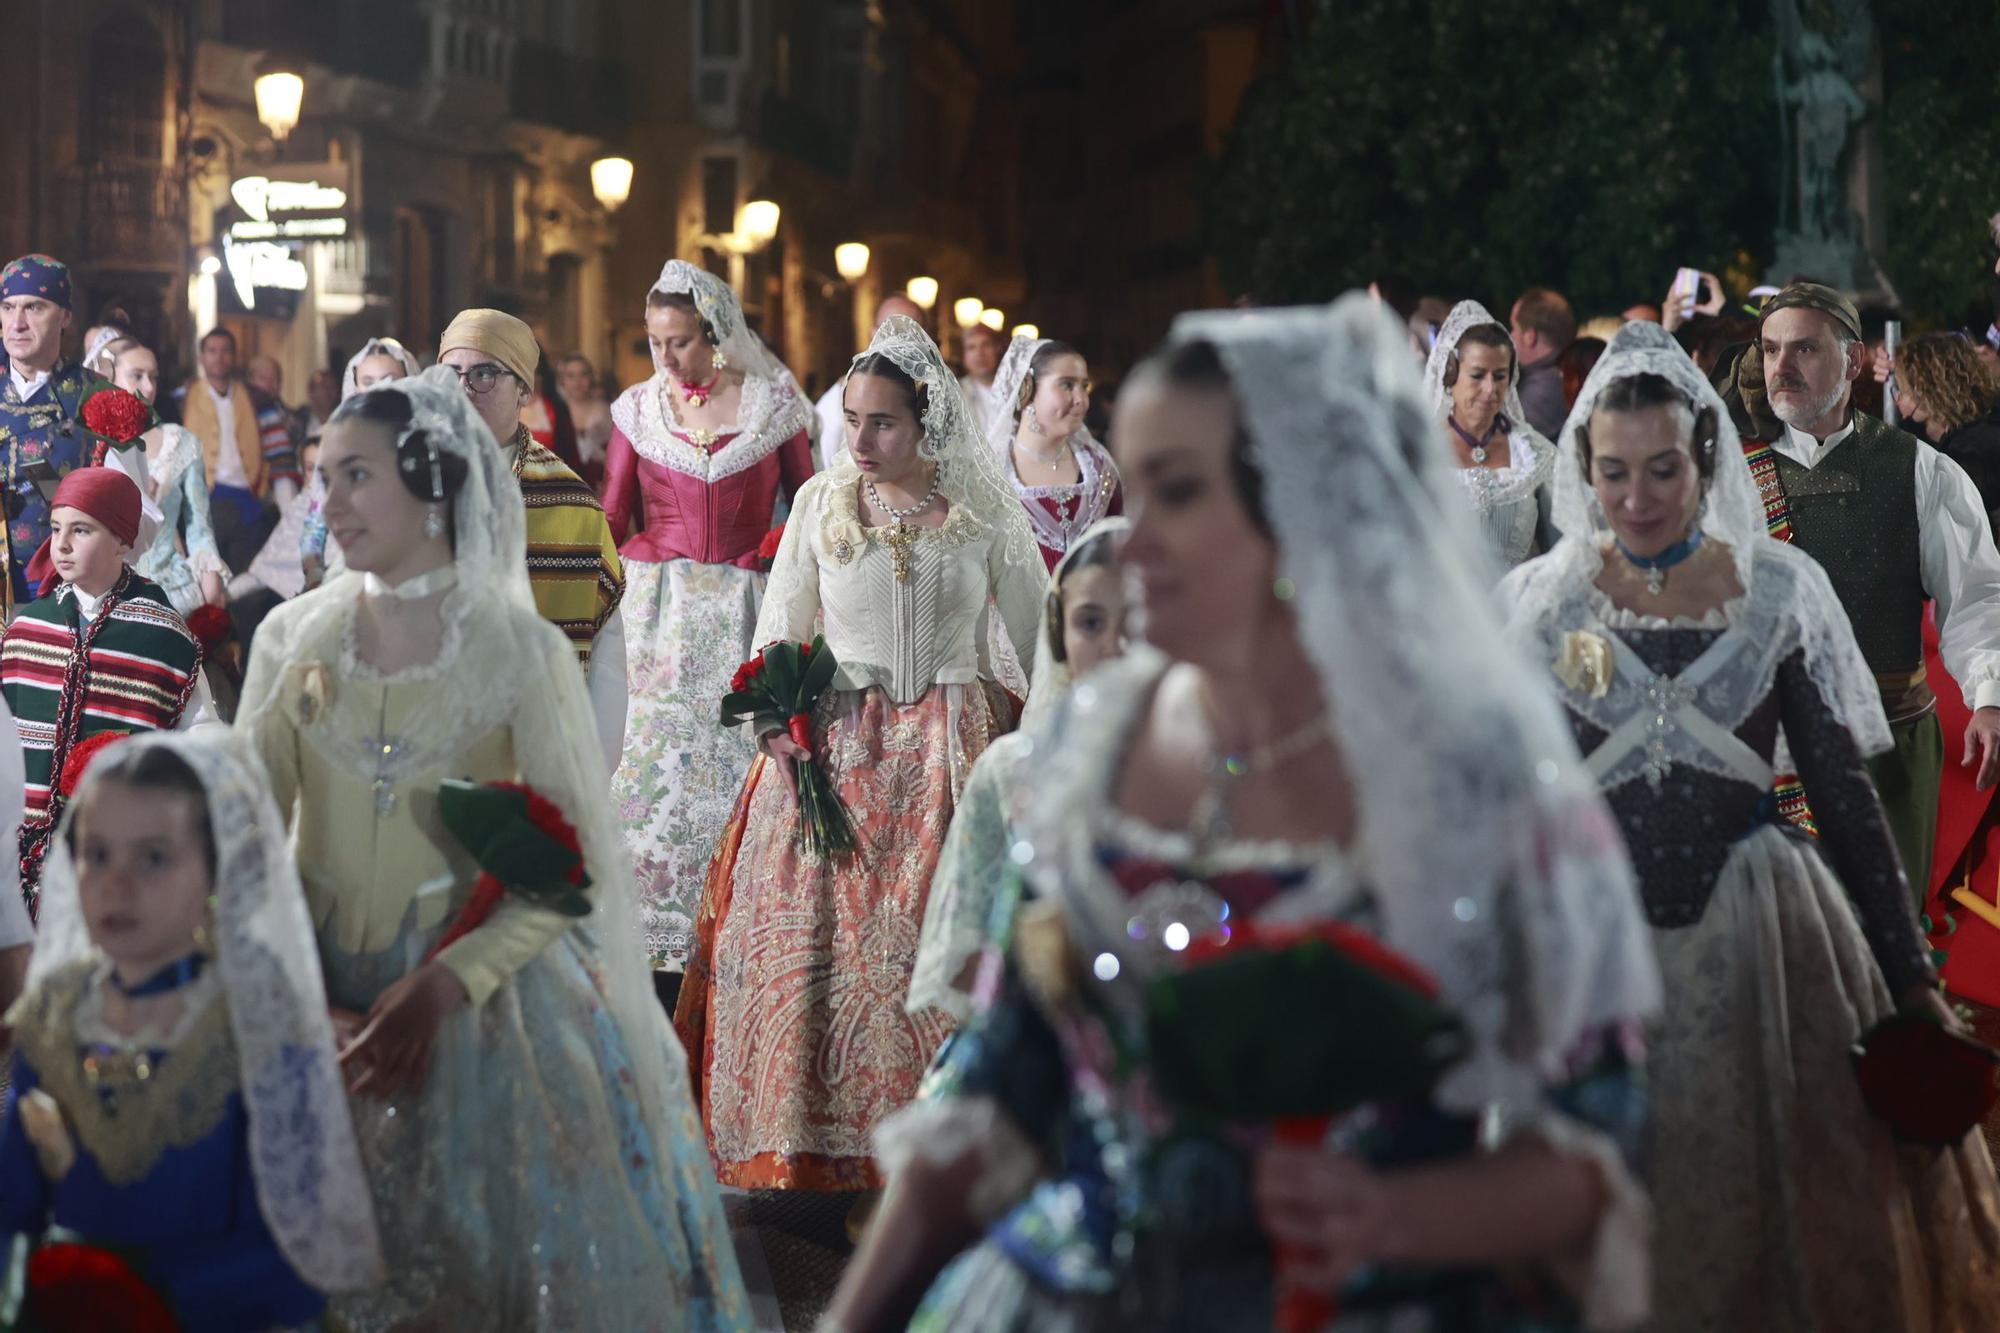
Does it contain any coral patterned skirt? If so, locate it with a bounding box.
[674,680,1007,1189]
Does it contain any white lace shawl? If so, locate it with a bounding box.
[1422,300,1557,512]
[611,260,814,483]
[27,732,383,1292]
[1505,320,1892,758]
[1500,539,1894,793]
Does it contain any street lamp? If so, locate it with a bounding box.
[834,243,870,282]
[953,297,984,329]
[737,200,781,248]
[980,308,1004,331]
[591,156,634,212]
[905,276,938,310]
[1012,323,1039,340]
[253,68,305,142]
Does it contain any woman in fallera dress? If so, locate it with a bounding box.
[1422,300,1558,571]
[237,365,749,1330]
[908,516,1131,1022]
[605,259,815,972]
[675,315,1045,1191]
[825,298,1662,1333]
[1499,320,2000,1332]
[988,335,1121,572]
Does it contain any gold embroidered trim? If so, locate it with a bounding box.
[13,963,240,1185]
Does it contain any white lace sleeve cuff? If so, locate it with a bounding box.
[1495,1110,1651,1331]
[873,1094,1042,1226]
[189,547,233,581]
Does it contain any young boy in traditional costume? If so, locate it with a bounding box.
[0,468,202,911]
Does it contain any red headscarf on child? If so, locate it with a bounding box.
[24,467,143,593]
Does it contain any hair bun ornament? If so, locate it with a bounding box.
[80,388,153,446]
[58,730,133,800]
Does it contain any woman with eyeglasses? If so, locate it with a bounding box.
[989,336,1121,572]
[603,261,815,976]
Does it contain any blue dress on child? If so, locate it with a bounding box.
[0,963,322,1331]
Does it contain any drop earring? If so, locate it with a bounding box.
[424,508,446,540]
[712,348,730,371]
[1025,404,1046,437]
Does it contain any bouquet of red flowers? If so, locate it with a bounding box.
[423,780,593,962]
[80,388,154,468]
[0,1234,179,1332]
[1147,921,1467,1332]
[1853,1012,2000,1146]
[755,523,786,571]
[721,635,856,857]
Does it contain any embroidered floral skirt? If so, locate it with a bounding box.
[319,909,751,1331]
[1647,823,2000,1333]
[611,558,765,970]
[675,681,1005,1190]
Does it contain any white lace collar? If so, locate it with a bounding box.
[1451,424,1553,508]
[609,369,812,483]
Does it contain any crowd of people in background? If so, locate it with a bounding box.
[3,224,2000,1333]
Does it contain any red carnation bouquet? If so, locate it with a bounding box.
[721,635,856,857]
[0,1234,179,1332]
[56,731,131,800]
[756,523,786,571]
[1146,921,1468,1331]
[80,388,154,468]
[423,780,593,963]
[183,604,231,652]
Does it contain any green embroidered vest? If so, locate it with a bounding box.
[1773,414,1926,711]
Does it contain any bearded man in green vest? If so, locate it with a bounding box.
[1736,281,2000,901]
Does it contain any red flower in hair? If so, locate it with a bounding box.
[185,603,232,649]
[26,1241,180,1333]
[58,731,132,799]
[756,524,786,568]
[81,388,152,446]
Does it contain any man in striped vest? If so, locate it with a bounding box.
[437,307,626,771]
[0,467,200,913]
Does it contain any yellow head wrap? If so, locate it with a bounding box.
[438,308,539,388]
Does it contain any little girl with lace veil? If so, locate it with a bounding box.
[909,516,1131,1021]
[825,297,1661,1332]
[235,365,749,1329]
[1421,300,1558,571]
[1499,320,2000,1331]
[605,260,815,974]
[674,315,1046,1193]
[0,732,380,1330]
[987,334,1122,572]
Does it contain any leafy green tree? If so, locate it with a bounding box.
[1878,0,2000,326]
[1209,0,1780,316]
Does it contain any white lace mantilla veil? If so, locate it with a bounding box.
[26,731,383,1291]
[984,332,1109,459]
[612,259,813,475]
[1422,299,1530,426]
[1499,320,1893,764]
[235,366,693,1144]
[1027,296,1661,1114]
[814,313,1041,576]
[340,337,423,402]
[1019,515,1131,735]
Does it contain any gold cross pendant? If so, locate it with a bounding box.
[884,522,919,583]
